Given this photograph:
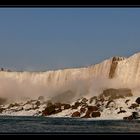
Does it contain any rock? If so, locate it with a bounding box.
[123,112,139,120]
[117,110,126,114]
[33,106,39,110]
[89,96,97,104]
[125,99,130,105]
[24,104,33,111]
[72,102,81,109]
[81,110,91,118]
[46,101,53,107]
[14,107,23,112]
[54,103,62,109]
[42,105,56,116]
[100,88,133,100]
[99,97,105,103]
[81,98,88,104]
[35,101,41,106]
[8,103,20,109]
[80,107,86,113]
[64,104,71,110]
[135,97,140,104]
[128,103,139,109]
[132,112,140,119]
[87,106,98,112]
[0,108,4,113]
[81,103,88,108]
[71,111,80,117]
[106,100,116,108]
[96,103,101,108]
[123,115,133,121]
[81,106,99,118]
[91,111,101,118]
[38,96,44,101]
[55,108,62,114]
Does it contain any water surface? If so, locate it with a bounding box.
[0,116,140,133]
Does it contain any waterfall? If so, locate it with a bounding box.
[1,52,140,103]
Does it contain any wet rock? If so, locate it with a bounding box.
[125,99,130,105]
[72,102,81,109]
[33,106,39,110]
[81,103,88,108]
[64,104,71,110]
[54,103,62,109]
[8,103,20,109]
[135,97,140,104]
[35,101,41,107]
[42,105,56,116]
[0,108,4,113]
[123,112,139,120]
[91,111,101,118]
[81,98,88,104]
[132,112,140,119]
[98,96,105,103]
[100,88,133,100]
[123,115,133,121]
[46,101,53,107]
[89,96,97,104]
[80,107,86,114]
[96,103,101,108]
[81,110,91,118]
[38,96,44,101]
[81,106,99,118]
[24,104,33,111]
[106,100,116,108]
[117,110,126,114]
[128,103,139,109]
[14,107,23,112]
[71,111,80,117]
[87,106,98,112]
[55,108,62,114]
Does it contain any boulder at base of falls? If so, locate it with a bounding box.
[135,97,140,104]
[64,104,71,110]
[99,88,133,100]
[71,111,80,117]
[81,110,92,118]
[55,108,62,114]
[91,111,101,118]
[42,105,56,116]
[54,103,62,109]
[80,107,86,113]
[72,102,81,109]
[87,106,99,112]
[128,103,139,109]
[123,112,140,120]
[89,96,97,104]
[0,108,5,113]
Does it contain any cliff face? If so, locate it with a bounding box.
[109,56,125,79]
[0,52,140,103]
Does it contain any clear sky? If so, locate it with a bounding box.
[0,8,140,71]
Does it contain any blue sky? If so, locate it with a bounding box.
[0,8,140,71]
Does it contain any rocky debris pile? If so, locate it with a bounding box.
[0,88,140,120]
